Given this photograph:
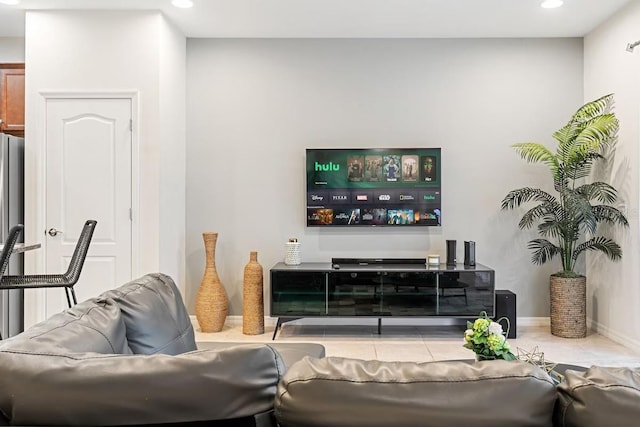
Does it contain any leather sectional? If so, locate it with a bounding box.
[1,273,638,426]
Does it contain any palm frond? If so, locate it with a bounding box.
[576,182,617,204]
[518,204,559,230]
[527,239,561,265]
[572,236,622,262]
[557,95,616,168]
[511,143,559,174]
[501,187,556,210]
[557,220,581,244]
[570,114,619,158]
[552,124,578,147]
[556,125,582,164]
[563,191,597,235]
[592,205,629,227]
[553,175,569,193]
[537,218,563,239]
[559,152,604,181]
[570,94,614,124]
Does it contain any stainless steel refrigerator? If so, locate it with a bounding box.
[0,133,24,339]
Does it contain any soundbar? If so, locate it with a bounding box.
[331,257,426,265]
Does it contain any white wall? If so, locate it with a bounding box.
[24,11,186,324]
[0,37,24,62]
[584,2,640,349]
[186,38,584,316]
[159,19,187,287]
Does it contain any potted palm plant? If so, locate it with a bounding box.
[501,94,628,338]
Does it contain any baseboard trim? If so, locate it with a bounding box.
[517,317,550,327]
[190,315,278,328]
[588,318,640,353]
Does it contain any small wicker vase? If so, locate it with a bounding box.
[550,275,586,338]
[242,251,265,335]
[195,232,228,332]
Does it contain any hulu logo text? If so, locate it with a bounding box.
[315,162,340,172]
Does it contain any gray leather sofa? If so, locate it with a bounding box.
[275,355,640,427]
[0,273,324,427]
[276,358,558,427]
[2,272,638,427]
[555,366,640,427]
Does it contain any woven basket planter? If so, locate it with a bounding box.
[550,275,586,338]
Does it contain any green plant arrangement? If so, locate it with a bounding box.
[463,311,516,361]
[501,93,628,338]
[501,93,628,276]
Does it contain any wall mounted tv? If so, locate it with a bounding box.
[306,148,441,227]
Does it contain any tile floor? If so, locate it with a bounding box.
[194,319,640,368]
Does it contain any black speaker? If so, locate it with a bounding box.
[464,241,476,267]
[446,240,457,266]
[495,290,516,339]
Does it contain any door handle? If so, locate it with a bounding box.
[47,228,63,237]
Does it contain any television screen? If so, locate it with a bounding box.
[306,148,441,227]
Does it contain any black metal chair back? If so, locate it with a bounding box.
[62,220,97,285]
[0,224,23,277]
[0,220,97,309]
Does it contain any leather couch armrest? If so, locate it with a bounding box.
[0,344,284,426]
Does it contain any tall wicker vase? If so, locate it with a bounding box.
[550,275,586,338]
[242,251,265,335]
[195,232,228,332]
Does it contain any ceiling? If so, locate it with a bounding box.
[0,0,634,38]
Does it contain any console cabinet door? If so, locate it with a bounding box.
[271,271,327,316]
[328,271,439,316]
[438,271,494,316]
[0,65,25,137]
[328,272,382,316]
[379,272,438,316]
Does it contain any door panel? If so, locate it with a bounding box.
[45,98,132,316]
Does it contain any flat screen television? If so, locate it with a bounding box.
[306,148,441,227]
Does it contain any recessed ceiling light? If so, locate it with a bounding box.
[541,0,564,8]
[0,0,21,5]
[171,0,193,8]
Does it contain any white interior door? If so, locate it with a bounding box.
[45,98,132,316]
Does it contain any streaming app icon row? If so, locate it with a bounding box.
[307,208,441,226]
[307,190,440,206]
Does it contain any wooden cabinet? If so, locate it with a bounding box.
[0,64,25,137]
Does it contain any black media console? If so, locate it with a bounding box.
[270,261,505,340]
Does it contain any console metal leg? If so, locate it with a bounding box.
[272,318,282,340]
[272,317,302,340]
